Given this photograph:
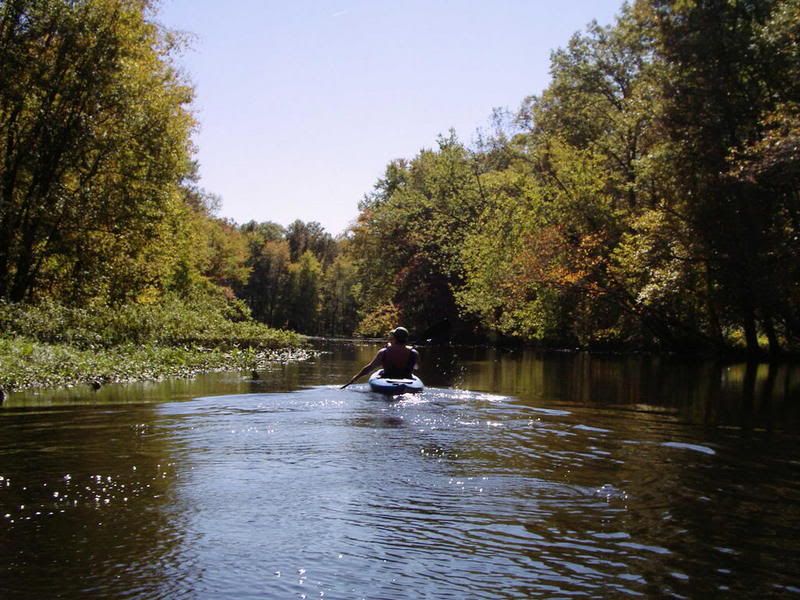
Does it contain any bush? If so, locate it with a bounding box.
[0,337,311,391]
[354,303,400,338]
[0,292,303,350]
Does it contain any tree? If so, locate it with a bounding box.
[242,239,292,327]
[318,249,359,337]
[240,220,285,245]
[458,7,663,348]
[286,250,321,333]
[647,0,799,353]
[285,220,337,265]
[202,218,250,291]
[349,133,485,339]
[0,0,195,303]
[346,0,800,353]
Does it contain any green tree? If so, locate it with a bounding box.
[457,7,662,347]
[240,220,285,245]
[350,133,485,339]
[285,220,337,265]
[286,250,321,333]
[0,0,195,303]
[457,0,800,353]
[647,0,799,353]
[242,239,292,327]
[318,250,359,337]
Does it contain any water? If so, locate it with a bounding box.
[1,342,800,598]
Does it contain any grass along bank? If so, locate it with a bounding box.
[0,295,308,393]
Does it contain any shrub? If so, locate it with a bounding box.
[0,292,302,350]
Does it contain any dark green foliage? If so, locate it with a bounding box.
[0,292,301,350]
[0,338,308,392]
[644,0,800,353]
[3,0,797,356]
[0,292,304,391]
[241,237,292,327]
[285,220,337,265]
[0,0,195,303]
[350,135,486,340]
[318,251,360,337]
[345,0,800,353]
[238,220,358,336]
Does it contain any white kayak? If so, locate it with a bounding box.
[368,370,424,395]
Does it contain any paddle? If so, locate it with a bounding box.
[341,350,385,389]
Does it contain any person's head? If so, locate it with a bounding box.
[389,326,409,344]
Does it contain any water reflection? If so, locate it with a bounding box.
[0,342,799,598]
[349,413,407,429]
[6,343,800,434]
[413,346,800,431]
[0,403,189,599]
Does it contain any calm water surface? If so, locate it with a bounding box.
[1,342,800,598]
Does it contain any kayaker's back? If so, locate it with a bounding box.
[380,345,418,379]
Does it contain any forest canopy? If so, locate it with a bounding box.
[346,0,800,355]
[0,0,199,304]
[1,0,798,356]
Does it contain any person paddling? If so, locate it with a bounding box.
[341,327,419,389]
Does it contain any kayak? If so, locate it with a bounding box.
[368,370,424,395]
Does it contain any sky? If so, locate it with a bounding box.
[157,0,623,235]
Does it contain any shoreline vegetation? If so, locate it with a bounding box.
[1,0,798,376]
[0,296,309,395]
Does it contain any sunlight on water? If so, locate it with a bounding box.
[1,343,800,598]
[660,441,717,455]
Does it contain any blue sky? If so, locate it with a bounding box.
[158,0,623,235]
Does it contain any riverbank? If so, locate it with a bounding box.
[0,338,313,393]
[0,296,309,395]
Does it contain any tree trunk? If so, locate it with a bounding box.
[704,262,724,347]
[742,305,759,356]
[762,314,781,356]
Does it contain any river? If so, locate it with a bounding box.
[1,341,799,598]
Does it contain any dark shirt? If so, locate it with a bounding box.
[379,346,418,379]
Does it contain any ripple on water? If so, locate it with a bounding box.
[1,382,799,598]
[660,441,717,456]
